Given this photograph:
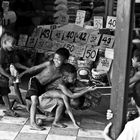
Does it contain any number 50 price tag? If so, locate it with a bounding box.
[106,16,116,30]
[83,45,98,61]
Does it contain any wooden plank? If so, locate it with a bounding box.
[110,0,135,139]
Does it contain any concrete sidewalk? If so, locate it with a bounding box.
[0,87,110,140]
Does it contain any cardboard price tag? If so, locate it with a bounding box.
[87,33,101,46]
[106,16,116,30]
[73,44,87,58]
[75,10,86,27]
[42,40,52,51]
[94,16,103,29]
[100,34,115,48]
[83,45,98,61]
[52,41,65,51]
[31,27,43,38]
[96,57,112,72]
[75,32,89,44]
[63,31,76,43]
[35,38,45,50]
[51,29,64,42]
[40,28,51,40]
[64,43,75,55]
[26,37,38,48]
[18,34,28,46]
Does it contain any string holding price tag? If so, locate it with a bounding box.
[83,45,98,61]
[106,16,116,30]
[94,16,103,29]
[40,28,51,40]
[75,10,86,27]
[87,33,101,46]
[100,34,115,48]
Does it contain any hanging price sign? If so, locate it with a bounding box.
[35,38,45,50]
[75,32,89,44]
[73,44,87,58]
[31,27,43,38]
[87,33,101,46]
[64,43,76,55]
[18,34,28,47]
[75,10,86,27]
[42,40,52,51]
[94,16,103,29]
[100,34,115,48]
[26,37,38,48]
[106,16,116,30]
[51,29,64,42]
[40,28,51,40]
[83,45,98,61]
[96,57,112,72]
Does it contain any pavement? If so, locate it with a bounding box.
[0,86,110,140]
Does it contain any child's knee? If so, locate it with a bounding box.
[57,99,64,107]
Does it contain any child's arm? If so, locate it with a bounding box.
[19,61,49,78]
[129,71,140,85]
[58,84,94,99]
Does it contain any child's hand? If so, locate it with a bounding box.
[106,109,113,120]
[58,83,65,90]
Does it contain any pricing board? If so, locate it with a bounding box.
[64,43,75,55]
[96,57,112,72]
[26,37,38,48]
[94,16,103,29]
[87,33,101,46]
[74,31,89,44]
[18,34,28,47]
[51,29,64,42]
[75,10,86,27]
[83,45,98,61]
[106,16,116,30]
[40,28,51,40]
[100,34,115,48]
[31,27,43,38]
[73,44,87,58]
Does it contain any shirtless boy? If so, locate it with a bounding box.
[19,48,70,130]
[39,63,93,128]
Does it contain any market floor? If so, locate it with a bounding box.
[0,87,110,140]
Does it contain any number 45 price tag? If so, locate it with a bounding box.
[106,16,116,30]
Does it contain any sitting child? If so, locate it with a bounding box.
[39,63,93,128]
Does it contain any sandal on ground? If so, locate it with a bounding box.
[52,123,67,128]
[30,125,46,131]
[3,110,19,117]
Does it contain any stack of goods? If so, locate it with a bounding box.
[67,0,81,23]
[54,0,69,25]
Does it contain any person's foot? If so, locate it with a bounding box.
[30,123,45,131]
[3,109,19,117]
[52,122,67,128]
[74,122,80,128]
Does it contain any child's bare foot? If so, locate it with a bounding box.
[74,123,80,128]
[30,123,45,131]
[52,122,67,128]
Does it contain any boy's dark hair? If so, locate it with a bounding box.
[61,63,77,75]
[55,48,70,60]
[133,80,140,107]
